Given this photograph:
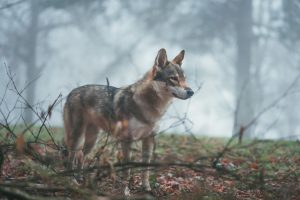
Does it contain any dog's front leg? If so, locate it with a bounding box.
[142,134,154,191]
[121,140,132,196]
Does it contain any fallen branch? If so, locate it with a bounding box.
[0,186,64,200]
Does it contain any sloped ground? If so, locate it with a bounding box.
[0,128,299,200]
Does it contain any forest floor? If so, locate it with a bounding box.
[0,127,299,200]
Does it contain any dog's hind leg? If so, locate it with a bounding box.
[65,115,87,184]
[66,112,86,170]
[142,134,155,191]
[83,124,98,156]
[121,140,132,196]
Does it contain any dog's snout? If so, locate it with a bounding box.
[185,87,194,97]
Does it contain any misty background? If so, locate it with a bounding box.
[1,0,300,139]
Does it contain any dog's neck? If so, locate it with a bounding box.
[132,77,173,124]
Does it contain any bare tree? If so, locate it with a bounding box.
[23,0,41,124]
[232,0,254,137]
[0,0,99,123]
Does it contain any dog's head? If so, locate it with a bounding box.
[150,48,194,100]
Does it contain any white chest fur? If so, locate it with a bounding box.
[128,117,154,140]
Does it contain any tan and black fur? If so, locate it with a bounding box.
[63,48,194,195]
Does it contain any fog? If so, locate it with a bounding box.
[1,0,300,139]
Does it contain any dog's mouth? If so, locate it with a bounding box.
[171,92,188,100]
[169,86,194,100]
[172,92,182,99]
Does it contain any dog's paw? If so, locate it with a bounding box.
[142,182,152,192]
[124,186,131,196]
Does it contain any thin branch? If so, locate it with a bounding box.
[245,73,300,130]
[213,72,300,167]
[0,0,25,10]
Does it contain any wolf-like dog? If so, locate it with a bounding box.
[63,48,194,195]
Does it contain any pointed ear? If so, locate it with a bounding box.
[154,48,168,68]
[172,50,185,66]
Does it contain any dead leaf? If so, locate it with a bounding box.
[224,180,235,187]
[250,161,259,170]
[47,104,53,119]
[213,183,225,192]
[16,134,25,155]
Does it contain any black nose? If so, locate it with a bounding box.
[185,88,194,97]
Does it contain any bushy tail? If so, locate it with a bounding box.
[61,104,71,166]
[63,104,71,152]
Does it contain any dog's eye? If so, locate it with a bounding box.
[170,77,178,81]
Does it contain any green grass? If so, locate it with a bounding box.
[0,124,64,143]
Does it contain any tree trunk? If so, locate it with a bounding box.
[233,0,254,138]
[23,0,39,124]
